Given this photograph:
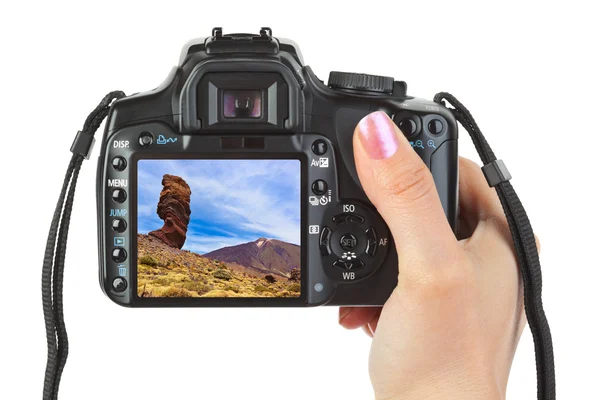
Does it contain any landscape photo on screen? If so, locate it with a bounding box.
[137,159,301,298]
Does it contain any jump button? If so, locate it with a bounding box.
[112,218,127,233]
[319,227,332,256]
[365,227,378,257]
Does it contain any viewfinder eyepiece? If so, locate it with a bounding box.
[223,90,262,118]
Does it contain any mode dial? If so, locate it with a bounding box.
[328,72,394,94]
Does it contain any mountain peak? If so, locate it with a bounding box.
[255,237,269,248]
[204,237,300,278]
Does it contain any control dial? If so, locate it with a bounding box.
[328,72,394,94]
[319,202,390,283]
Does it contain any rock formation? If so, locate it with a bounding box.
[149,174,191,249]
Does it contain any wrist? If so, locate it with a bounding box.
[374,370,504,400]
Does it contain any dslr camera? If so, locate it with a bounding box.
[98,27,458,307]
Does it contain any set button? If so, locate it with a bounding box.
[111,189,127,203]
[339,233,357,251]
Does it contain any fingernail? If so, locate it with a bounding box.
[339,308,352,323]
[357,111,400,160]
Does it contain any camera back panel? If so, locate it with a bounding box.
[97,28,458,307]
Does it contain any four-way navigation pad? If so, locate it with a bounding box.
[320,202,390,283]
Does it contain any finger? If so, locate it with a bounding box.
[339,307,381,330]
[458,157,507,233]
[361,310,382,338]
[458,158,542,255]
[353,111,458,263]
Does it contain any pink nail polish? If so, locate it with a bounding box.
[357,111,400,160]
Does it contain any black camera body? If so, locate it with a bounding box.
[98,28,458,307]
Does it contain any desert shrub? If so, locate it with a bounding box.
[265,275,276,284]
[156,286,194,297]
[173,273,190,282]
[151,277,171,286]
[216,264,228,270]
[287,283,301,292]
[139,255,158,266]
[224,284,240,293]
[182,281,210,295]
[254,285,275,294]
[213,269,232,280]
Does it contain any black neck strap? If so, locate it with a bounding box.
[41,91,125,400]
[42,92,555,400]
[434,92,555,400]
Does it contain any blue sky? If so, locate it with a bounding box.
[137,159,301,254]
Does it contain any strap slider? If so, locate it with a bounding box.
[70,130,95,159]
[482,159,511,187]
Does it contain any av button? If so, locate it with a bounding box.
[112,277,128,293]
[311,139,327,156]
[112,248,127,263]
[111,189,127,203]
[311,180,328,195]
[339,233,357,251]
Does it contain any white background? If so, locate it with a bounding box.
[1,1,598,399]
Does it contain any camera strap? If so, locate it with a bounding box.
[434,92,555,400]
[41,91,125,400]
[41,91,554,400]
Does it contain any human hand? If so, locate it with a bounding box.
[339,112,535,400]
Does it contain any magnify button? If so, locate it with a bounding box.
[427,140,436,149]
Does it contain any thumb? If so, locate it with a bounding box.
[353,111,457,264]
